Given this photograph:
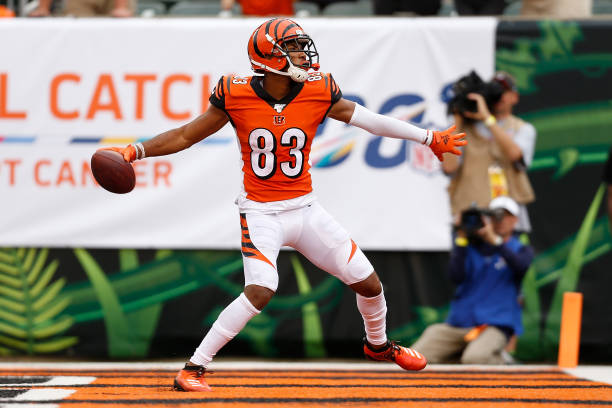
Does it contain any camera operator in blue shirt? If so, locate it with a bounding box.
[411,196,534,364]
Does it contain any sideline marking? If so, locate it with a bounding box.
[0,388,74,407]
[0,376,95,408]
[0,377,96,386]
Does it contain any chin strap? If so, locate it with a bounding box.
[250,58,309,83]
[287,64,309,82]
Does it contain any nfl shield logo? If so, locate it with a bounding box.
[273,115,285,126]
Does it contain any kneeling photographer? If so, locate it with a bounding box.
[411,197,534,364]
[443,71,536,233]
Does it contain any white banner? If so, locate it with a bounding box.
[0,18,496,250]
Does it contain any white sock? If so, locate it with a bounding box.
[190,292,260,367]
[356,289,388,347]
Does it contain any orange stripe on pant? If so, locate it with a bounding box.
[240,213,275,269]
[347,239,357,264]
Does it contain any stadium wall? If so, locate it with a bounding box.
[0,18,610,363]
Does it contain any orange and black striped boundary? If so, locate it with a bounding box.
[1,364,611,407]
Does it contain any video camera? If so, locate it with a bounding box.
[447,71,504,118]
[459,206,492,238]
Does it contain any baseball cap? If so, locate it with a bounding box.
[492,71,517,92]
[489,196,520,216]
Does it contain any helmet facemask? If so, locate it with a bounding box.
[275,35,319,72]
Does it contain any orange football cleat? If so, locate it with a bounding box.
[173,364,212,392]
[364,339,427,371]
[429,125,467,162]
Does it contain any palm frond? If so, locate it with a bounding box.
[0,248,77,355]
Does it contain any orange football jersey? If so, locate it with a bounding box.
[210,73,342,202]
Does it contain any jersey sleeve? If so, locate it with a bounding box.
[209,76,227,110]
[318,73,343,124]
[328,74,342,105]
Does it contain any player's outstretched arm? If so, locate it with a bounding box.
[327,98,466,162]
[99,105,229,162]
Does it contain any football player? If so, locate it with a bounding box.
[104,18,466,391]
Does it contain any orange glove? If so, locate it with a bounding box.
[97,144,144,163]
[428,125,467,162]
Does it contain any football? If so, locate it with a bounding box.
[91,150,136,194]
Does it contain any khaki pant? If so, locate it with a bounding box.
[64,0,135,16]
[411,323,508,364]
[521,0,592,17]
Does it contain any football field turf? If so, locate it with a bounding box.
[1,362,611,407]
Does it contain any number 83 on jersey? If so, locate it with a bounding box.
[249,127,307,179]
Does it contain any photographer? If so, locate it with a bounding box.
[411,197,534,364]
[443,71,536,233]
